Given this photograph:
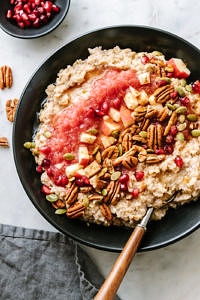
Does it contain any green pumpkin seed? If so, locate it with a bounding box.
[178,115,186,123]
[92,146,100,155]
[139,131,147,138]
[147,148,154,153]
[187,114,198,122]
[24,142,35,149]
[63,153,75,160]
[175,106,187,114]
[175,87,185,97]
[55,208,67,215]
[191,129,200,137]
[180,79,186,87]
[185,84,193,92]
[111,130,120,139]
[166,103,175,111]
[88,128,98,135]
[83,198,89,207]
[175,132,185,141]
[44,131,52,138]
[101,189,108,196]
[46,194,58,202]
[111,171,121,181]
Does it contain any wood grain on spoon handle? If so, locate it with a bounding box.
[94,225,145,300]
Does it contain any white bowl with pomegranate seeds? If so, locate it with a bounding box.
[13,26,200,251]
[0,0,70,39]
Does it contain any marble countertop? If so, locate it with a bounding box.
[0,1,200,299]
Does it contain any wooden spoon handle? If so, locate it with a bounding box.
[94,225,145,300]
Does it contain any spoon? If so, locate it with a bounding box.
[94,191,179,300]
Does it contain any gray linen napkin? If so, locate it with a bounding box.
[0,224,121,300]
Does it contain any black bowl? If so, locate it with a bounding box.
[0,0,70,39]
[13,26,200,252]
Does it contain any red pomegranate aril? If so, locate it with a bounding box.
[157,79,168,87]
[44,1,53,13]
[35,0,41,5]
[23,4,31,14]
[119,173,129,184]
[28,13,37,22]
[18,21,25,28]
[24,20,31,27]
[132,188,139,198]
[112,98,121,109]
[37,6,45,14]
[174,155,184,168]
[36,165,43,173]
[155,148,165,154]
[164,144,174,154]
[165,135,174,144]
[170,91,178,99]
[54,175,68,187]
[52,4,60,13]
[42,185,51,195]
[141,55,149,64]
[192,80,200,93]
[135,171,144,181]
[21,12,29,21]
[39,145,51,155]
[120,183,128,191]
[170,125,178,136]
[41,158,51,168]
[40,14,48,23]
[181,96,190,108]
[14,3,23,13]
[6,10,13,19]
[46,167,54,177]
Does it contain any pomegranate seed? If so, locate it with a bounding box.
[174,156,184,168]
[181,96,190,108]
[165,135,174,144]
[42,185,51,195]
[39,145,51,155]
[141,55,149,64]
[170,125,178,136]
[164,144,174,154]
[52,4,60,13]
[120,183,128,191]
[119,173,129,184]
[24,20,31,27]
[41,158,50,168]
[112,98,121,109]
[166,72,174,78]
[44,1,53,13]
[192,80,200,93]
[101,102,109,114]
[28,13,37,22]
[155,148,166,154]
[157,79,168,87]
[35,0,41,5]
[54,175,68,187]
[135,171,144,181]
[21,12,29,21]
[40,14,48,24]
[36,165,43,173]
[6,10,13,19]
[18,21,25,28]
[132,188,140,198]
[37,6,45,14]
[23,3,31,14]
[170,91,178,99]
[47,167,54,177]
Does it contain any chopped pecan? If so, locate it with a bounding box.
[147,124,163,150]
[103,180,120,204]
[0,137,9,147]
[88,194,104,202]
[66,202,85,219]
[119,124,138,143]
[153,84,174,104]
[145,107,158,119]
[122,156,138,169]
[113,145,147,166]
[103,158,114,174]
[132,134,146,144]
[146,154,166,164]
[158,106,170,122]
[139,118,150,131]
[164,111,177,136]
[6,98,18,122]
[0,65,13,89]
[132,106,147,122]
[100,203,112,221]
[121,132,132,152]
[65,183,79,205]
[52,199,66,209]
[102,145,119,160]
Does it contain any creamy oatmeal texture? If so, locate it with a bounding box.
[27,46,200,228]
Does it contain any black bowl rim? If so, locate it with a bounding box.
[13,25,200,252]
[0,0,70,39]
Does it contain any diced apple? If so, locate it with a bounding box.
[101,116,121,136]
[120,105,135,128]
[80,132,97,144]
[138,90,149,106]
[138,72,151,85]
[100,135,116,148]
[124,88,139,110]
[78,146,90,167]
[65,163,83,178]
[108,107,121,122]
[84,161,101,178]
[167,58,190,79]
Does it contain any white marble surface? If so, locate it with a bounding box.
[0,1,200,299]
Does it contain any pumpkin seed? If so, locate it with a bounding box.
[87,128,98,135]
[185,84,193,92]
[111,171,121,181]
[175,87,185,97]
[92,146,99,155]
[175,132,185,141]
[24,142,35,149]
[139,131,147,138]
[180,79,186,87]
[178,115,185,123]
[111,130,120,139]
[175,106,187,114]
[44,131,52,138]
[63,153,75,160]
[191,129,200,137]
[83,197,89,207]
[166,103,175,111]
[187,114,198,122]
[55,208,67,214]
[46,194,58,202]
[101,189,108,196]
[177,122,186,131]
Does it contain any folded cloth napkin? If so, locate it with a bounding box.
[0,224,121,300]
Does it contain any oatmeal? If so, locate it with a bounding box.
[25,46,200,227]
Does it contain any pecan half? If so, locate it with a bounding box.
[100,203,112,221]
[65,183,79,205]
[0,65,13,89]
[145,107,158,119]
[146,154,166,164]
[0,137,9,147]
[119,124,138,143]
[66,202,85,219]
[153,84,174,104]
[132,106,147,122]
[103,180,120,204]
[121,132,132,152]
[147,124,163,150]
[158,106,170,122]
[102,145,119,160]
[164,111,177,136]
[6,98,18,122]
